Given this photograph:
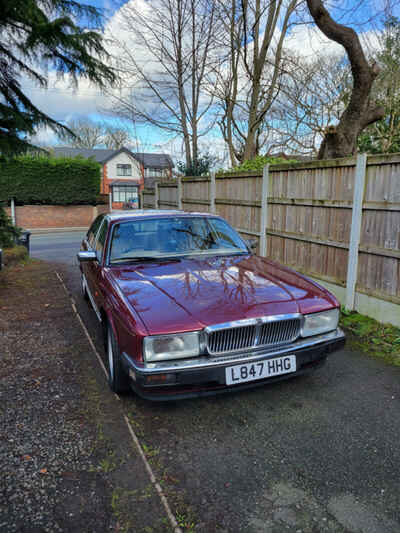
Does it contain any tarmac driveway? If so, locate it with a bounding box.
[31,231,400,532]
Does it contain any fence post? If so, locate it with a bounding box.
[177,176,183,210]
[259,165,269,257]
[109,191,113,212]
[10,197,16,226]
[210,172,216,214]
[155,182,159,209]
[345,153,367,310]
[140,189,144,209]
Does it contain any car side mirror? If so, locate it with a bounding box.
[77,251,97,263]
[245,238,258,253]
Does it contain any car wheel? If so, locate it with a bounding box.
[81,273,89,301]
[107,320,130,394]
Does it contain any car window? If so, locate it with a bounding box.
[87,215,104,248]
[95,219,108,261]
[208,218,247,250]
[109,216,248,263]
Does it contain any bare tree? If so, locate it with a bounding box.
[212,0,299,166]
[103,126,132,149]
[59,118,104,148]
[106,0,219,169]
[306,0,385,159]
[270,52,350,157]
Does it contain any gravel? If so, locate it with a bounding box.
[0,262,112,531]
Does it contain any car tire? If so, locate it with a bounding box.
[81,273,89,301]
[107,320,130,394]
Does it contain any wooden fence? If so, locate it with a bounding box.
[141,153,400,326]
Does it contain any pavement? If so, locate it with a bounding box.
[1,232,400,532]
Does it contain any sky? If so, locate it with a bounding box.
[26,0,398,159]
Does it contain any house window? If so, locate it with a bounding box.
[117,164,132,176]
[112,185,138,203]
[145,168,165,178]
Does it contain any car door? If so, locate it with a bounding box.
[84,216,108,321]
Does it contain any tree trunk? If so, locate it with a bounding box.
[307,0,385,159]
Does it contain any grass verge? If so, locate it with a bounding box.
[340,308,400,367]
[2,245,29,268]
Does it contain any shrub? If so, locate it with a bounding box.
[177,154,215,176]
[226,155,298,173]
[0,204,21,248]
[0,155,101,205]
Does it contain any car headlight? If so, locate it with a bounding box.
[301,308,339,337]
[143,332,201,362]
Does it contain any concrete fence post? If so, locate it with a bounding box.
[259,165,269,257]
[155,182,159,209]
[210,172,216,214]
[345,153,367,310]
[10,198,16,226]
[109,191,113,212]
[177,177,183,210]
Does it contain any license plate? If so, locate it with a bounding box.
[225,356,296,385]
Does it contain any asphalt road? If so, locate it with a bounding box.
[30,231,86,265]
[32,232,400,533]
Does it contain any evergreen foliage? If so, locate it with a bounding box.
[177,154,215,176]
[0,0,115,155]
[0,204,20,248]
[358,17,400,154]
[227,155,298,172]
[0,155,101,205]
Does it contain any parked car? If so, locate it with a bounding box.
[78,210,345,400]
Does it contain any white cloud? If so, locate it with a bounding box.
[285,25,345,60]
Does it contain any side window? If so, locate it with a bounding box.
[209,218,247,250]
[87,216,104,248]
[95,219,108,261]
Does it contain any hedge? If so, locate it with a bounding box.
[0,155,101,205]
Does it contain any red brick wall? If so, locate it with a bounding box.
[5,204,110,229]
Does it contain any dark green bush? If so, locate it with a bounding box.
[0,155,101,205]
[177,154,215,176]
[0,204,21,248]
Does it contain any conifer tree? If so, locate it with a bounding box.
[0,0,115,155]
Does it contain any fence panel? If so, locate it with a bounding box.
[142,188,155,208]
[158,182,178,209]
[358,155,400,304]
[267,159,356,286]
[181,177,211,212]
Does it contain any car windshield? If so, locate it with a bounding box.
[109,216,248,263]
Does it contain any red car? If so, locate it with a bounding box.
[78,210,345,400]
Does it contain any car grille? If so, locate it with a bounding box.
[206,318,301,355]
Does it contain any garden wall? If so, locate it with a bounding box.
[5,204,109,230]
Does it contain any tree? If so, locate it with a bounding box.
[177,153,216,176]
[0,0,115,155]
[106,0,219,170]
[358,16,400,154]
[271,52,350,157]
[103,126,132,150]
[59,118,105,148]
[212,0,299,166]
[306,0,385,159]
[0,205,20,248]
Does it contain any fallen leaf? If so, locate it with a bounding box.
[39,468,48,474]
[22,455,32,461]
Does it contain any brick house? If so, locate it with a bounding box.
[52,147,174,209]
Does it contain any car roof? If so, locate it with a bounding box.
[105,210,218,222]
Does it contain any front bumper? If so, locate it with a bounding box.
[121,328,345,400]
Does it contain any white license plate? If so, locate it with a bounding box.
[225,356,296,385]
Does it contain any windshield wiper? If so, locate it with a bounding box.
[110,256,182,265]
